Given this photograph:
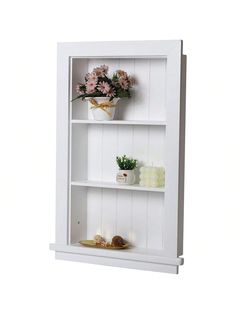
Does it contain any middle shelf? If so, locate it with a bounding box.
[71,180,165,192]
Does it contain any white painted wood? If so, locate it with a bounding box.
[132,59,150,120]
[147,193,164,250]
[54,40,186,274]
[102,125,118,181]
[54,251,179,274]
[68,58,73,244]
[55,46,70,244]
[177,54,187,256]
[117,125,133,158]
[71,124,88,181]
[87,124,163,184]
[131,192,148,247]
[116,190,133,242]
[50,243,183,266]
[163,41,183,257]
[132,126,149,169]
[149,59,166,120]
[70,187,165,252]
[70,186,87,244]
[87,125,102,181]
[57,40,180,58]
[87,188,102,238]
[101,189,116,240]
[70,180,165,192]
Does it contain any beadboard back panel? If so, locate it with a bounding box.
[71,124,165,182]
[70,120,165,251]
[70,187,164,251]
[72,58,166,121]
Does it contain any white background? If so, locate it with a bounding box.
[0,0,235,313]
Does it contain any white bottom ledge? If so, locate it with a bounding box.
[50,243,183,274]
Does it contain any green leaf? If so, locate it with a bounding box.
[116,155,138,170]
[116,89,130,98]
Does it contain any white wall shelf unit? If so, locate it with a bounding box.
[50,40,186,274]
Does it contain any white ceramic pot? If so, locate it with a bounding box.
[87,97,119,121]
[116,170,136,185]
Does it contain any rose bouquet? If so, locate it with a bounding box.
[73,64,135,101]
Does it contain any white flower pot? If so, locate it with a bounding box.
[86,97,119,121]
[116,170,136,185]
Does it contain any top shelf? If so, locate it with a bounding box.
[71,119,166,126]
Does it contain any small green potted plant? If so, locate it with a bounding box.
[116,155,138,185]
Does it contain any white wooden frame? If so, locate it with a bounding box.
[50,41,186,274]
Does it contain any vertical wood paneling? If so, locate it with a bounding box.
[148,126,165,166]
[101,189,116,240]
[87,188,102,239]
[149,59,166,120]
[147,193,164,250]
[88,58,120,77]
[132,192,148,247]
[102,125,117,181]
[117,125,133,157]
[133,126,149,168]
[103,58,120,75]
[72,122,165,249]
[132,59,150,120]
[116,190,132,242]
[71,56,168,251]
[72,57,166,121]
[88,125,102,180]
[71,187,164,250]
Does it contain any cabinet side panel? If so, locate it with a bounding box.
[71,186,87,243]
[71,124,88,181]
[177,55,187,256]
[72,59,89,119]
[163,42,182,256]
[56,48,70,244]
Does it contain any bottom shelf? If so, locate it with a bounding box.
[50,243,183,274]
